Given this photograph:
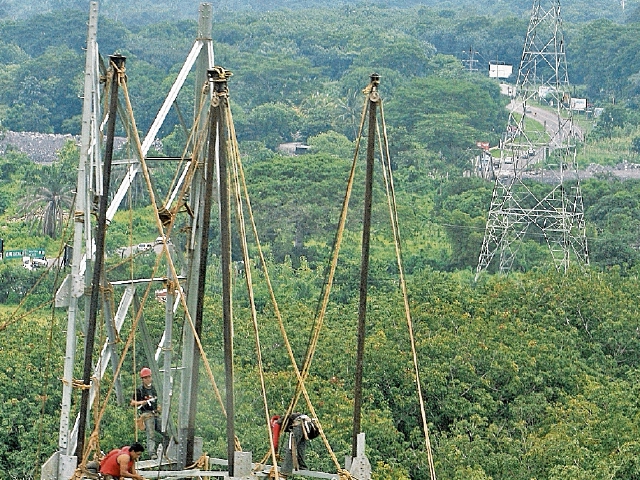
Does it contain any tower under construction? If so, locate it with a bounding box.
[476,0,589,278]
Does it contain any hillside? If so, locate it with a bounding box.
[2,2,640,480]
[3,0,640,24]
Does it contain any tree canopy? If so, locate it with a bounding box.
[2,3,640,480]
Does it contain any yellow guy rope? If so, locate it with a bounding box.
[227,84,373,480]
[119,75,232,422]
[223,101,281,472]
[377,101,436,480]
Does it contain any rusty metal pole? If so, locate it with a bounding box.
[183,78,216,464]
[211,66,237,477]
[75,54,125,463]
[352,73,380,458]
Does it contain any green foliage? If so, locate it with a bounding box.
[4,5,640,479]
[17,160,74,238]
[386,75,506,170]
[0,310,63,477]
[307,131,354,159]
[243,152,361,265]
[240,102,301,149]
[0,2,638,171]
[0,42,28,65]
[0,44,83,133]
[4,102,53,133]
[5,234,640,478]
[590,103,632,140]
[569,20,640,105]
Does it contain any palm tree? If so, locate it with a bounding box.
[19,167,74,238]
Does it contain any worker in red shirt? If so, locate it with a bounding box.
[99,442,146,480]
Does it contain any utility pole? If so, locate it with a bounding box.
[352,73,379,460]
[76,53,125,465]
[462,46,479,72]
[206,66,237,477]
[476,0,589,278]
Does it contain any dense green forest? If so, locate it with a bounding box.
[3,2,640,480]
[3,0,640,24]
[2,4,640,146]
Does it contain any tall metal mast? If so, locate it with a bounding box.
[476,0,588,278]
[43,4,216,479]
[352,73,379,460]
[49,4,101,479]
[176,3,215,468]
[76,53,126,464]
[207,66,237,477]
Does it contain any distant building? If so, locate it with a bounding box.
[499,83,516,97]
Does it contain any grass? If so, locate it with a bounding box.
[578,126,639,167]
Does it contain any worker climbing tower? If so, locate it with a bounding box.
[476,0,589,278]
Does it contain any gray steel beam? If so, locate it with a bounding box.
[177,2,214,469]
[106,40,205,222]
[101,284,124,405]
[162,269,175,433]
[55,5,99,467]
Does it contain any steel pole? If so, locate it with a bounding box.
[208,66,236,477]
[75,54,125,463]
[177,5,214,468]
[352,73,380,458]
[57,2,98,459]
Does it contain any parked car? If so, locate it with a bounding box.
[154,236,172,245]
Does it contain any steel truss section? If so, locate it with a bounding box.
[476,0,588,279]
[43,3,215,479]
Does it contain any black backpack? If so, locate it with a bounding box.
[300,415,320,440]
[283,413,320,440]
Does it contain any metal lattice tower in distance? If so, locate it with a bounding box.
[476,0,589,278]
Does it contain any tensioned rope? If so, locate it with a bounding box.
[285,80,371,420]
[377,101,436,480]
[223,95,283,477]
[226,102,355,479]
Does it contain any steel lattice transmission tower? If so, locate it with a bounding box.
[476,0,589,279]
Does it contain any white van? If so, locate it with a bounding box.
[23,256,48,270]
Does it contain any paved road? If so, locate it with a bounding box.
[494,101,585,177]
[508,100,584,144]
